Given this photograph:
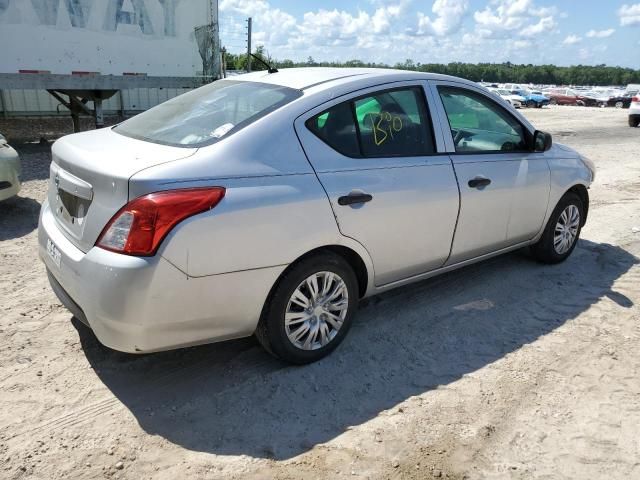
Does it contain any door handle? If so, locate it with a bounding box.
[468,176,492,189]
[338,192,373,206]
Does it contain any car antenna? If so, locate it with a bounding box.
[250,53,278,73]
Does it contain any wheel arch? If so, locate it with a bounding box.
[567,184,589,226]
[261,243,371,310]
[285,245,370,298]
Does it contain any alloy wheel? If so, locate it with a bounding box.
[284,271,349,350]
[553,204,580,254]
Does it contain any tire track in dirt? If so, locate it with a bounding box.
[4,340,281,440]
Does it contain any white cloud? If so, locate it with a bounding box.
[513,39,532,49]
[472,0,556,39]
[520,16,555,37]
[293,4,404,49]
[220,0,296,46]
[586,28,615,38]
[562,34,582,45]
[618,3,640,26]
[417,0,469,36]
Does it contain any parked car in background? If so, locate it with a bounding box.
[608,91,637,109]
[512,89,550,108]
[629,94,640,127]
[584,89,626,108]
[489,88,524,108]
[38,68,595,363]
[583,90,612,108]
[545,88,598,107]
[503,83,526,92]
[0,132,21,201]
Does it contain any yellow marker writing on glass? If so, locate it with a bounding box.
[370,111,403,146]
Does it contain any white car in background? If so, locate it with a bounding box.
[629,94,640,127]
[489,88,525,108]
[0,133,21,201]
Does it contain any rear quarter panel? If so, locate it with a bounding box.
[158,173,347,277]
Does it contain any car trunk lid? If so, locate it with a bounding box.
[48,128,197,253]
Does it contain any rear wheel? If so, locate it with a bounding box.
[255,252,359,364]
[629,116,640,128]
[549,98,557,105]
[615,101,623,109]
[531,192,584,264]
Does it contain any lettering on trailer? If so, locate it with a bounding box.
[0,0,179,36]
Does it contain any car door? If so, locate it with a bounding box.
[294,82,460,286]
[565,89,579,105]
[428,81,550,265]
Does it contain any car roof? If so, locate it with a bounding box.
[231,67,472,91]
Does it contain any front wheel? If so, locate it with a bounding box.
[255,252,359,364]
[531,192,584,264]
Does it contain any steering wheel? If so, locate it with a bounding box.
[453,129,474,146]
[501,141,516,152]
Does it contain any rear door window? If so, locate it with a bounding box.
[306,101,360,157]
[306,87,435,158]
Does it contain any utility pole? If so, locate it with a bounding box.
[246,17,252,73]
[212,0,220,79]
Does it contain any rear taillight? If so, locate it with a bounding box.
[96,187,225,256]
[633,96,639,103]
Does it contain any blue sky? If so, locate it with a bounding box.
[219,0,640,67]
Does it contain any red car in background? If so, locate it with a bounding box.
[545,88,598,106]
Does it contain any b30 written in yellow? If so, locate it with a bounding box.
[370,111,403,146]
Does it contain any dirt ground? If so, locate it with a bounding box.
[1,106,639,480]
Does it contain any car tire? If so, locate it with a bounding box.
[549,98,557,105]
[531,192,584,264]
[255,252,359,364]
[629,116,640,128]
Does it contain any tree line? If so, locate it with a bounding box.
[223,49,640,86]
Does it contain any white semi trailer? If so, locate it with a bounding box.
[0,0,213,76]
[0,0,219,129]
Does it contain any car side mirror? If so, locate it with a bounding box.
[533,130,552,152]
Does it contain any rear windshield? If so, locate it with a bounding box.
[113,80,302,147]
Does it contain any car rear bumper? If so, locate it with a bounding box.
[38,199,286,353]
[0,148,21,201]
[0,178,20,201]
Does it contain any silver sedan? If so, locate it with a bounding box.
[38,68,595,363]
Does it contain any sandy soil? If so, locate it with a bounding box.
[1,106,639,479]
